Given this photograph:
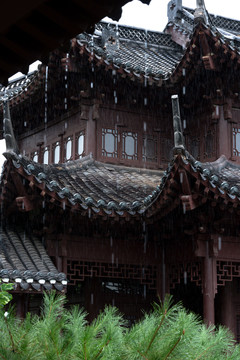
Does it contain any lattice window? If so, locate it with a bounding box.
[169,261,202,290]
[233,127,240,156]
[67,260,157,290]
[217,261,240,286]
[53,141,61,164]
[102,128,118,158]
[102,280,144,296]
[32,151,38,162]
[76,131,85,159]
[204,131,215,159]
[122,131,138,160]
[43,146,49,165]
[65,136,73,162]
[142,135,157,163]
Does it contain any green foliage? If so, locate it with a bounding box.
[0,292,240,359]
[0,280,13,308]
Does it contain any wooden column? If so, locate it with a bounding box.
[203,240,215,326]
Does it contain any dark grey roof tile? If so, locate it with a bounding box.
[0,227,67,292]
[5,153,164,215]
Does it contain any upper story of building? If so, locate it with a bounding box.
[1,0,240,170]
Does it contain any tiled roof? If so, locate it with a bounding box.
[2,7,240,105]
[161,152,240,209]
[0,22,184,105]
[193,155,240,196]
[169,6,240,47]
[0,227,67,292]
[183,7,240,36]
[3,152,164,217]
[76,22,184,80]
[0,0,150,84]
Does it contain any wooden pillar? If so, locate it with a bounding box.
[203,240,215,326]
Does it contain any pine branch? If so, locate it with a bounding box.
[4,316,16,353]
[145,308,167,354]
[0,353,7,360]
[194,344,214,360]
[163,329,185,360]
[137,349,149,360]
[93,339,110,360]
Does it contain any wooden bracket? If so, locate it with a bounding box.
[181,194,197,211]
[199,31,216,70]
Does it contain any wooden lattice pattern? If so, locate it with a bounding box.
[169,261,202,289]
[217,261,240,286]
[67,260,157,289]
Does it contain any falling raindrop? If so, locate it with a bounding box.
[90,82,94,89]
[218,236,222,250]
[42,200,45,209]
[91,293,94,304]
[143,121,147,132]
[183,203,186,214]
[144,97,148,106]
[64,53,69,111]
[182,86,186,95]
[182,68,186,76]
[110,236,113,247]
[63,201,66,211]
[112,253,114,264]
[44,65,48,124]
[184,271,187,285]
[183,119,186,129]
[88,208,91,218]
[180,172,183,183]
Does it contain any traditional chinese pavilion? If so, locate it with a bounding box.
[1,0,240,338]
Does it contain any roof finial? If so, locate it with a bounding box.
[3,97,19,155]
[171,95,185,155]
[194,0,209,25]
[167,0,182,23]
